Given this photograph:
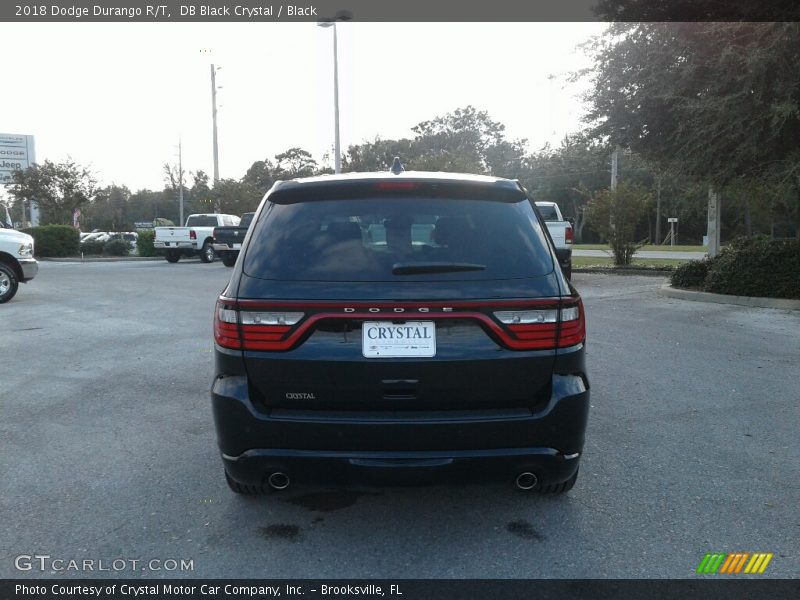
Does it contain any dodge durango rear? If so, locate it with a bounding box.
[211,166,589,495]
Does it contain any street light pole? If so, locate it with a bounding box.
[332,23,341,174]
[318,14,350,174]
[178,138,184,225]
[210,64,220,184]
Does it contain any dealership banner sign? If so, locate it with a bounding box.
[0,133,36,185]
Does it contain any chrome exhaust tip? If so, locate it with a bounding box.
[268,472,290,490]
[515,472,538,490]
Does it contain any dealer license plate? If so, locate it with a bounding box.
[362,321,436,358]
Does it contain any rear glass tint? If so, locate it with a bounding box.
[186,215,220,227]
[244,196,554,282]
[535,204,560,221]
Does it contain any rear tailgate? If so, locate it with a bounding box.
[229,179,565,412]
[544,221,567,248]
[213,226,247,249]
[154,227,193,245]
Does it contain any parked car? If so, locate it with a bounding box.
[0,222,38,303]
[80,231,108,244]
[212,164,589,495]
[154,214,240,263]
[535,201,573,279]
[213,212,255,267]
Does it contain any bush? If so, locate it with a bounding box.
[136,229,163,257]
[704,237,800,299]
[22,225,80,257]
[671,259,710,288]
[80,239,106,255]
[103,239,130,256]
[585,183,652,265]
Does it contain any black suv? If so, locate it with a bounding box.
[212,168,589,494]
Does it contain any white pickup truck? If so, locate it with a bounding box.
[153,213,240,263]
[535,201,573,279]
[0,214,38,303]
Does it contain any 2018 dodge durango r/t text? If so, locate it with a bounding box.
[212,166,589,495]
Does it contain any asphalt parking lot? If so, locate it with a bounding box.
[1,260,798,578]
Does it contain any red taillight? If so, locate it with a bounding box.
[214,301,241,349]
[493,299,585,350]
[565,225,574,244]
[214,299,304,351]
[190,230,197,240]
[557,298,585,348]
[214,298,585,353]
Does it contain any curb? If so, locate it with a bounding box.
[40,256,163,262]
[573,268,672,277]
[658,284,800,310]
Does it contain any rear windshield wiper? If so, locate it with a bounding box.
[392,262,487,275]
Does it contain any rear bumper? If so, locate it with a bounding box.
[19,258,38,281]
[154,241,196,250]
[222,446,581,488]
[212,244,241,252]
[212,367,589,487]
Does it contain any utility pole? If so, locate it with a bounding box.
[610,146,619,191]
[178,138,184,226]
[609,146,619,232]
[210,64,220,185]
[655,175,662,244]
[707,187,721,257]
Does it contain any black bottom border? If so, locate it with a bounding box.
[2,579,799,600]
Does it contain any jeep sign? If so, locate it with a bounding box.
[0,133,36,185]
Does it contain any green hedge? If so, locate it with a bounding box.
[705,238,800,299]
[670,260,709,288]
[136,230,163,257]
[23,225,80,257]
[104,239,130,256]
[80,239,106,255]
[671,237,800,299]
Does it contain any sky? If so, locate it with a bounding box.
[1,22,604,192]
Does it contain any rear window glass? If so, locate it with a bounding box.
[186,215,219,227]
[535,204,560,221]
[244,196,554,282]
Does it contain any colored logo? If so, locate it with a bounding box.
[697,552,773,574]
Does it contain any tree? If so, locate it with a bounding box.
[8,159,97,225]
[409,106,526,175]
[582,23,800,189]
[344,137,414,172]
[521,133,614,242]
[212,179,261,216]
[242,158,278,196]
[274,148,318,179]
[189,170,214,211]
[83,184,131,231]
[584,183,652,264]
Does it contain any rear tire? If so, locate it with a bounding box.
[165,250,180,263]
[0,262,20,303]
[200,241,215,263]
[224,470,264,495]
[221,252,237,267]
[539,467,578,494]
